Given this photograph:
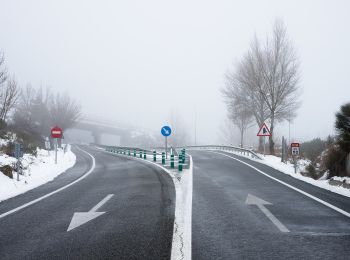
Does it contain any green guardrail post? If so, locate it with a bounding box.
[128,149,130,156]
[139,150,142,158]
[162,152,165,165]
[144,150,147,159]
[171,154,174,168]
[133,149,136,157]
[178,156,183,172]
[153,150,156,162]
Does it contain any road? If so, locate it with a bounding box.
[2,147,350,260]
[0,146,175,260]
[191,150,350,260]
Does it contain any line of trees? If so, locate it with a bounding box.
[0,51,81,151]
[222,19,301,155]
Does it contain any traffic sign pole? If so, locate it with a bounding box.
[161,126,172,160]
[55,138,58,164]
[263,136,266,156]
[165,136,167,159]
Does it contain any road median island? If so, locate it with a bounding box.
[101,146,193,260]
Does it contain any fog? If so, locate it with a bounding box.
[1,0,349,145]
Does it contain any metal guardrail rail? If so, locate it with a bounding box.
[95,144,261,160]
[179,145,262,160]
[94,144,190,171]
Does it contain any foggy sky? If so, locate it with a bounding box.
[1,0,349,145]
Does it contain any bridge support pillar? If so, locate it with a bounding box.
[92,131,101,145]
[120,133,131,146]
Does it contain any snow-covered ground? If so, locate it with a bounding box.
[222,150,350,198]
[0,145,76,202]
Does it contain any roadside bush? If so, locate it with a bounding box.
[305,163,317,179]
[323,144,347,178]
[300,138,326,163]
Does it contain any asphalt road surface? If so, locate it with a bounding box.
[191,150,350,260]
[0,146,175,260]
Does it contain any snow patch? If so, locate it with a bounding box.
[0,145,76,202]
[221,150,350,198]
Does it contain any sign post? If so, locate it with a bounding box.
[161,126,172,159]
[291,143,300,173]
[15,142,24,181]
[257,123,271,156]
[51,126,63,164]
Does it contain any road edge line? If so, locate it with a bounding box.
[212,151,350,218]
[0,146,96,219]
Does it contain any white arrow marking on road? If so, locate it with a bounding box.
[67,194,114,232]
[245,194,290,233]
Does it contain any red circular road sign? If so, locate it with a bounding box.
[51,126,63,138]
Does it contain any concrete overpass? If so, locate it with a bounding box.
[67,116,133,145]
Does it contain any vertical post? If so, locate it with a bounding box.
[263,136,266,156]
[178,154,183,172]
[281,136,284,163]
[143,150,146,159]
[17,160,20,181]
[165,136,168,159]
[153,150,156,162]
[170,154,174,168]
[55,138,58,164]
[162,152,165,165]
[294,156,297,173]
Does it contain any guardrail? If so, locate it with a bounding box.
[178,145,262,160]
[95,144,190,172]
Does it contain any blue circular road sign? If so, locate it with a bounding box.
[161,126,172,137]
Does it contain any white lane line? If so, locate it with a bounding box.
[0,146,96,220]
[90,194,114,212]
[212,151,350,218]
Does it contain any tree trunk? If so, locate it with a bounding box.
[269,116,275,155]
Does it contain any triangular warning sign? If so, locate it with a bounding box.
[257,123,271,136]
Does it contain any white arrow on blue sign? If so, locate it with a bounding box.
[161,126,172,137]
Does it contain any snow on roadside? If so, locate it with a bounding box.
[0,145,76,202]
[219,150,350,198]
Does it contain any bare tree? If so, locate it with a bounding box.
[0,53,19,128]
[218,118,236,145]
[253,20,301,154]
[0,76,19,124]
[225,45,270,151]
[0,52,7,86]
[228,101,253,148]
[49,93,81,131]
[13,85,52,138]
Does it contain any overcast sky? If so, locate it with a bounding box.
[1,0,349,144]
